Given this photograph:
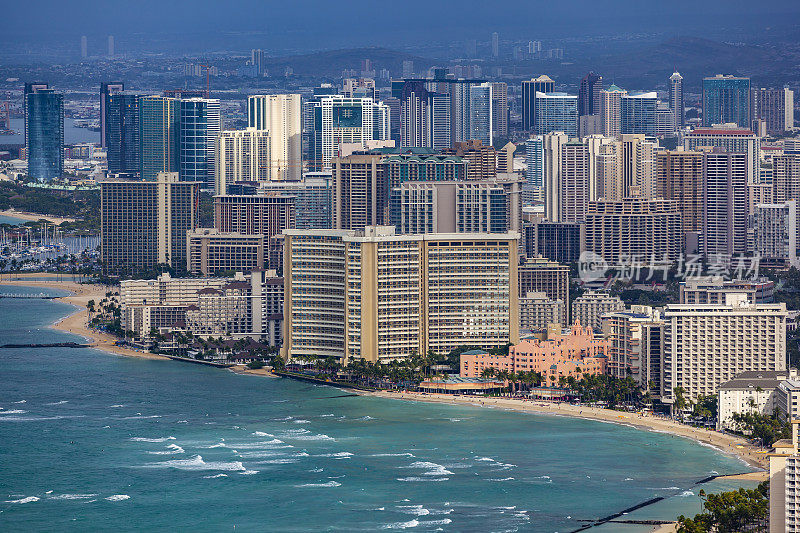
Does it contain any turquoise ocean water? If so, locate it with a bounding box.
[0,284,757,532]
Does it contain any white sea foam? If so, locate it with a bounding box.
[474,456,495,462]
[252,431,273,437]
[0,409,28,415]
[105,495,130,501]
[49,493,98,500]
[403,461,453,476]
[109,405,125,408]
[314,452,353,459]
[356,416,374,421]
[320,414,335,417]
[236,451,287,459]
[203,473,228,479]
[649,486,681,490]
[370,453,415,457]
[396,477,449,482]
[679,490,695,497]
[292,433,336,441]
[0,415,66,421]
[130,436,175,443]
[177,420,188,424]
[239,470,259,475]
[255,458,300,464]
[5,496,39,503]
[295,481,341,488]
[280,428,311,435]
[147,444,185,455]
[121,415,162,419]
[46,400,69,405]
[487,477,515,482]
[382,519,419,529]
[141,454,246,472]
[624,477,634,481]
[13,400,26,404]
[293,419,311,424]
[419,519,452,527]
[396,505,429,516]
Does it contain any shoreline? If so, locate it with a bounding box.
[359,390,769,475]
[0,275,167,361]
[0,275,770,477]
[0,208,77,225]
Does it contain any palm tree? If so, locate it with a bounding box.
[673,386,688,418]
[481,367,496,379]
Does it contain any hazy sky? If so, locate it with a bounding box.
[7,0,800,48]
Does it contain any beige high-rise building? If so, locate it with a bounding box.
[602,306,664,390]
[520,291,565,332]
[332,152,387,229]
[619,134,658,199]
[100,172,200,275]
[586,134,618,201]
[662,295,787,405]
[657,150,704,237]
[442,140,497,181]
[584,197,683,265]
[599,84,627,136]
[215,128,271,195]
[247,94,302,180]
[571,290,624,332]
[490,82,508,137]
[518,257,570,325]
[773,154,800,245]
[560,139,591,223]
[186,228,267,276]
[497,141,515,173]
[591,134,658,202]
[542,132,569,222]
[282,226,519,363]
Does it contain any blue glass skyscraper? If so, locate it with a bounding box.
[139,96,179,181]
[179,98,221,188]
[702,75,750,128]
[25,88,63,181]
[620,92,658,135]
[106,92,140,175]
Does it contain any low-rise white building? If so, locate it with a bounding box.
[717,370,797,430]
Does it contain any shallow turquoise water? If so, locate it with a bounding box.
[0,285,754,532]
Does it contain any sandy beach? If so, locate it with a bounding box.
[364,390,770,475]
[0,208,77,225]
[0,273,166,361]
[0,273,770,483]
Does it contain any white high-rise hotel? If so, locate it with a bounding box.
[662,295,787,405]
[247,94,302,181]
[282,226,519,364]
[215,128,271,194]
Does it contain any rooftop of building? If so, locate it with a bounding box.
[719,370,795,391]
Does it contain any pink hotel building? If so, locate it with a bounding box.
[460,323,608,385]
